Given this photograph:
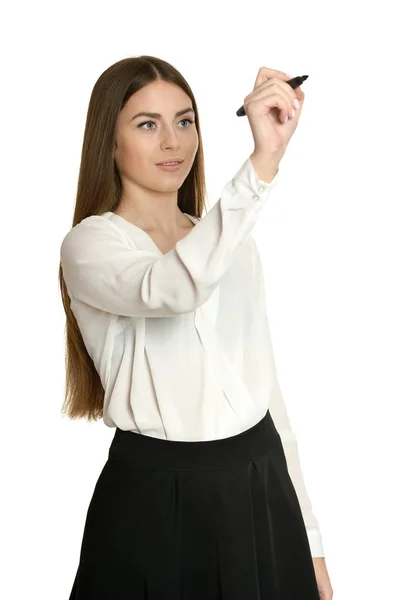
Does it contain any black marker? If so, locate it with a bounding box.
[236,75,309,116]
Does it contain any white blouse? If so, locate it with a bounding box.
[60,155,324,557]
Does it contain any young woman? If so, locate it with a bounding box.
[60,56,333,599]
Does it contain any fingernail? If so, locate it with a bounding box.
[294,98,300,108]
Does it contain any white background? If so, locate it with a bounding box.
[1,0,398,598]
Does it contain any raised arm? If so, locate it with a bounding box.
[60,156,278,318]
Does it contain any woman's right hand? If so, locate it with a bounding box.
[244,66,305,157]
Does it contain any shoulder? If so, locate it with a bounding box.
[60,214,128,259]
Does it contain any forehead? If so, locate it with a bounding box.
[122,81,191,115]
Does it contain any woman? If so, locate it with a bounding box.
[60,56,333,599]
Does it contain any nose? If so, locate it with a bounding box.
[160,123,182,147]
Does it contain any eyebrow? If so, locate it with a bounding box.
[130,107,195,121]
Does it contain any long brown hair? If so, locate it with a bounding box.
[59,55,207,422]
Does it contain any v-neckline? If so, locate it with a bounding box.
[105,211,199,256]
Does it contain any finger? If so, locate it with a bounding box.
[253,66,269,91]
[261,66,292,80]
[251,78,297,121]
[245,92,291,124]
[293,86,305,103]
[272,74,305,109]
[252,77,297,105]
[261,67,306,103]
[253,66,290,91]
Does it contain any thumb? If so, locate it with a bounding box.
[257,66,292,83]
[253,66,270,90]
[260,66,306,105]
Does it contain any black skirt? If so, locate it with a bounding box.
[68,409,319,599]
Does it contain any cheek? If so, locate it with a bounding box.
[189,130,199,152]
[119,135,149,167]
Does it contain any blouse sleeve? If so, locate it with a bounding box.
[249,236,325,558]
[268,378,325,557]
[60,156,278,318]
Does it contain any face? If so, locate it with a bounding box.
[114,80,198,202]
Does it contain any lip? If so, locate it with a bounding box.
[156,159,184,165]
[156,162,183,172]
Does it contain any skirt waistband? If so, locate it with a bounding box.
[108,409,279,471]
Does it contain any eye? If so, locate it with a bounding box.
[137,118,195,130]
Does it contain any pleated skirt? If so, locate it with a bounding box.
[68,409,319,599]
